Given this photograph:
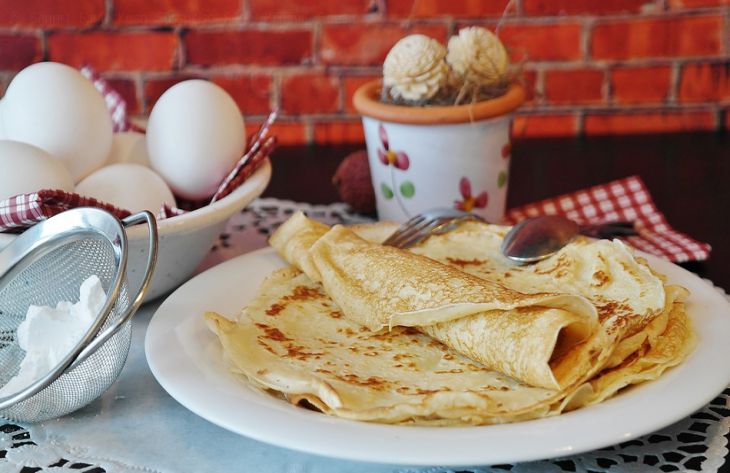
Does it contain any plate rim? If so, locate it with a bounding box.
[145,247,730,466]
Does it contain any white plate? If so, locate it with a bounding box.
[145,248,730,466]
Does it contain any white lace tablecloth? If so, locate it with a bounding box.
[2,198,729,473]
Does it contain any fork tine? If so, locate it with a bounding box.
[390,217,445,248]
[381,214,427,246]
[383,217,435,247]
[382,208,486,249]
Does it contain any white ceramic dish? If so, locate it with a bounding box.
[0,161,271,302]
[145,247,730,466]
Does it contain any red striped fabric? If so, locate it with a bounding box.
[504,175,711,263]
[0,190,131,232]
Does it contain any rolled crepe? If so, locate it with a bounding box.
[270,212,601,390]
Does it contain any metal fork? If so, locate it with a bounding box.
[382,208,486,248]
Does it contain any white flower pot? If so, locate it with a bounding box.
[354,81,525,223]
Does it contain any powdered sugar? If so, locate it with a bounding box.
[0,275,106,397]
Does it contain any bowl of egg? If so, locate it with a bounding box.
[0,62,271,302]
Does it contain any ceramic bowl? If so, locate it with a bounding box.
[0,160,271,303]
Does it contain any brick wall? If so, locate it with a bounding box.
[0,0,728,144]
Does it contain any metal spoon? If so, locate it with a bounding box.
[501,215,637,263]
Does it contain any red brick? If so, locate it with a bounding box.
[611,65,671,104]
[114,0,241,25]
[251,0,375,19]
[0,0,104,27]
[281,73,340,114]
[248,121,306,145]
[387,0,508,18]
[144,75,198,112]
[512,114,577,137]
[678,62,730,102]
[143,76,184,111]
[669,0,729,8]
[144,75,272,114]
[213,75,272,115]
[105,78,140,114]
[343,75,380,113]
[584,110,715,135]
[524,0,650,15]
[498,22,582,61]
[48,32,179,72]
[544,69,604,104]
[185,29,312,66]
[0,35,41,70]
[313,121,365,144]
[320,23,447,66]
[591,15,723,60]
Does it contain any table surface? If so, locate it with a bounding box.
[3,132,729,472]
[263,132,730,291]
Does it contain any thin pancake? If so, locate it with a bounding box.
[410,221,666,349]
[205,266,694,425]
[270,212,601,390]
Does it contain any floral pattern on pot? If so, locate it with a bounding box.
[455,177,488,212]
[377,124,414,216]
[498,170,508,188]
[501,142,511,159]
[377,124,410,170]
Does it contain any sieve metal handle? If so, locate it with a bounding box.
[67,211,159,371]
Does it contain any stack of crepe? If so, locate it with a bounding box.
[205,212,694,425]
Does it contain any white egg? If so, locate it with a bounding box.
[106,132,150,167]
[146,80,245,200]
[75,163,176,214]
[0,140,74,200]
[3,62,113,182]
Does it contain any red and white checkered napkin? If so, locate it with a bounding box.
[504,175,711,263]
[80,65,140,133]
[0,190,131,232]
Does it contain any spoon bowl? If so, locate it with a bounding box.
[501,215,580,263]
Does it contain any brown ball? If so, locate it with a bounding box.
[332,150,376,215]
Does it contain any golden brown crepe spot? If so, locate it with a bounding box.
[435,369,464,374]
[285,344,326,361]
[266,285,326,316]
[336,373,391,390]
[254,323,292,342]
[256,339,277,356]
[329,310,343,319]
[592,270,610,287]
[619,260,647,287]
[338,327,357,336]
[393,353,414,361]
[534,253,571,276]
[265,303,285,316]
[445,257,486,268]
[595,300,634,323]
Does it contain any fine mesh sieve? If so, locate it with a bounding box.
[0,208,157,423]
